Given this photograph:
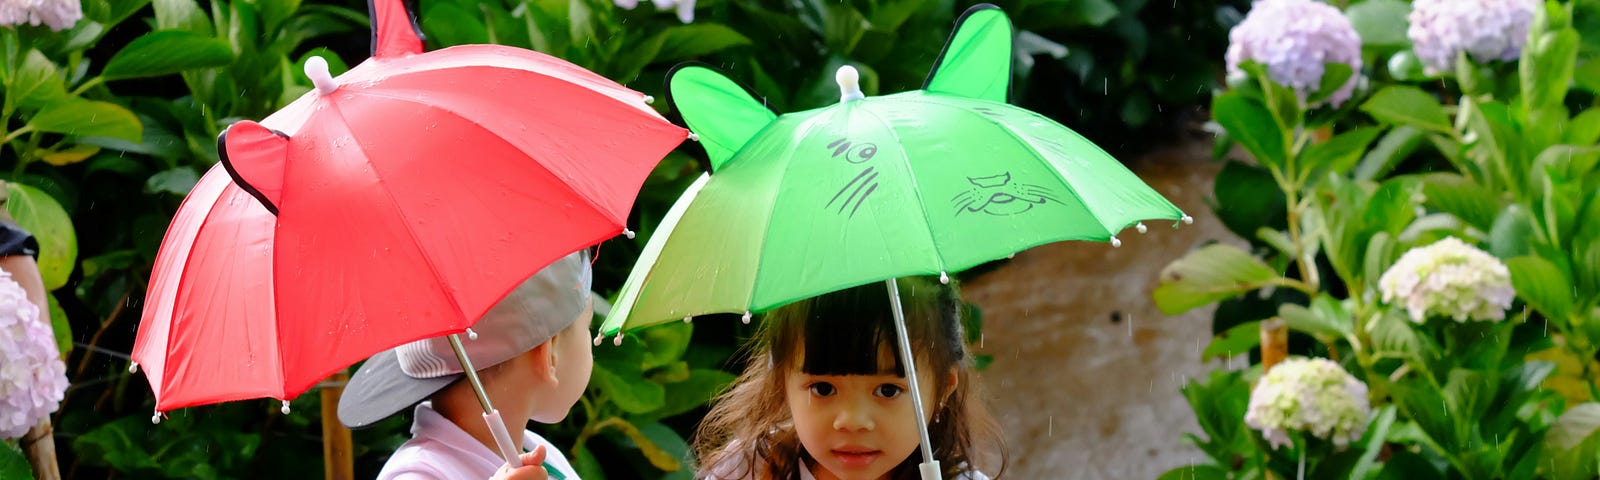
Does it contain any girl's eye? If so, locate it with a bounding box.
[809,383,836,397]
[874,384,904,398]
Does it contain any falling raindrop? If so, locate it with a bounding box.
[1048,416,1053,437]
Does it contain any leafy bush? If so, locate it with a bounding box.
[1159,0,1600,478]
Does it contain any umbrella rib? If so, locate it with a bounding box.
[352,89,623,226]
[855,105,948,276]
[915,97,1110,234]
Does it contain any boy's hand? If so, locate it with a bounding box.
[490,445,548,480]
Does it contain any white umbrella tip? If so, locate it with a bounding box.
[613,334,624,346]
[644,95,655,105]
[151,411,162,424]
[280,400,292,415]
[466,327,479,340]
[1110,236,1122,248]
[128,362,139,374]
[836,66,864,103]
[622,228,636,239]
[593,334,604,346]
[742,311,752,324]
[939,271,949,284]
[1136,222,1148,234]
[305,56,337,95]
[1181,214,1194,224]
[688,132,700,142]
[683,315,693,323]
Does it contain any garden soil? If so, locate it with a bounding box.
[963,136,1249,479]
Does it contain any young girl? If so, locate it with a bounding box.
[695,276,1007,480]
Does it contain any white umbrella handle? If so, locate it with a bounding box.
[446,334,522,467]
[885,278,942,480]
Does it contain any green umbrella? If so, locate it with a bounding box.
[598,5,1189,478]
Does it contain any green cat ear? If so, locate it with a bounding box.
[666,65,778,172]
[923,4,1014,103]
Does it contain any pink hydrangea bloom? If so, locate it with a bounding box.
[1408,0,1540,75]
[0,271,67,440]
[1225,0,1364,108]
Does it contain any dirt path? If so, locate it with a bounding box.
[963,138,1246,479]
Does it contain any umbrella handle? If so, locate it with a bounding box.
[884,279,941,480]
[482,410,522,466]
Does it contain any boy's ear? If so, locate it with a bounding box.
[666,64,777,172]
[526,342,559,383]
[922,4,1014,103]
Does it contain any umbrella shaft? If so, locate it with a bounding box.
[447,334,496,413]
[885,279,937,467]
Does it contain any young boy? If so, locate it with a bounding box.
[339,250,595,479]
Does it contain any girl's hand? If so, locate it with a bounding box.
[490,445,548,480]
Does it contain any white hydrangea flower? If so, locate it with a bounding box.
[0,270,68,440]
[0,0,83,31]
[1225,0,1364,108]
[1407,0,1540,75]
[1245,357,1371,450]
[612,0,695,23]
[1378,237,1515,323]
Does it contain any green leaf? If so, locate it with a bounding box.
[819,3,869,55]
[420,1,489,47]
[48,293,70,357]
[152,0,213,34]
[640,368,735,422]
[1507,255,1574,321]
[11,49,68,110]
[1369,309,1422,361]
[1302,127,1382,182]
[1363,232,1396,292]
[144,167,198,196]
[1202,320,1260,362]
[1391,378,1459,452]
[1308,62,1355,106]
[0,442,32,479]
[1278,296,1352,341]
[1421,173,1501,231]
[1360,86,1451,134]
[1346,0,1412,48]
[1489,205,1537,258]
[27,98,141,142]
[572,445,608,480]
[102,30,235,80]
[1158,465,1230,480]
[1212,161,1287,244]
[1542,402,1600,479]
[1213,92,1289,168]
[1565,109,1600,146]
[653,24,753,63]
[1350,406,1399,479]
[1356,125,1425,182]
[1522,29,1580,111]
[1534,145,1600,183]
[591,363,667,414]
[1153,243,1282,315]
[608,418,681,471]
[255,0,301,33]
[6,183,77,290]
[635,422,693,479]
[638,322,692,370]
[83,0,152,25]
[1387,49,1431,82]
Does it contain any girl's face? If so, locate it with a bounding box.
[783,346,943,480]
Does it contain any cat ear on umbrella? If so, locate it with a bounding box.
[218,121,291,215]
[665,64,776,173]
[923,3,1015,103]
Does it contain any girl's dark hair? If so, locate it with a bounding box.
[693,276,1007,479]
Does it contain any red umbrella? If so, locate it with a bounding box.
[131,0,686,417]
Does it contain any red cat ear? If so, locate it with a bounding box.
[369,0,424,58]
[218,121,290,215]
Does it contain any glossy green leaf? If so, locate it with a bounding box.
[1278,295,1353,340]
[1521,29,1580,111]
[1347,0,1411,48]
[144,167,198,196]
[1302,127,1382,183]
[27,98,141,142]
[640,368,735,422]
[1360,86,1451,133]
[48,293,70,357]
[1212,161,1287,244]
[1421,173,1501,231]
[1202,320,1260,362]
[1369,309,1423,361]
[1507,255,1574,321]
[1489,205,1537,258]
[1213,92,1288,168]
[655,24,753,63]
[634,422,693,479]
[0,442,31,479]
[1158,465,1230,480]
[102,30,235,80]
[10,49,68,110]
[591,363,667,414]
[6,183,77,290]
[1542,402,1600,479]
[610,418,681,471]
[572,445,608,480]
[1355,125,1424,181]
[1153,243,1282,315]
[152,0,213,34]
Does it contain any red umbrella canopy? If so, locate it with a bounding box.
[131,0,687,414]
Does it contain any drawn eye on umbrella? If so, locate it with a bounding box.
[824,137,880,217]
[951,172,1061,216]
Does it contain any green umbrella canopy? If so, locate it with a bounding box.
[597,4,1189,340]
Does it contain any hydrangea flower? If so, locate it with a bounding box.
[1225,0,1364,108]
[612,0,695,23]
[0,0,83,31]
[1407,0,1540,76]
[1378,237,1515,323]
[1245,357,1371,449]
[0,271,68,440]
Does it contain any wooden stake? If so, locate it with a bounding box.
[321,370,354,480]
[22,418,60,480]
[1261,317,1289,371]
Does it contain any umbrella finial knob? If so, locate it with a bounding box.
[836,66,865,103]
[1110,236,1122,248]
[151,411,162,424]
[280,400,291,415]
[644,95,655,105]
[622,228,636,239]
[1136,222,1148,234]
[305,56,337,95]
[1181,214,1194,225]
[742,311,752,324]
[939,271,949,284]
[128,362,139,374]
[683,315,693,323]
[613,333,624,346]
[687,132,700,142]
[466,327,479,340]
[593,334,604,346]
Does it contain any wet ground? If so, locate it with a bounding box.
[963,137,1247,479]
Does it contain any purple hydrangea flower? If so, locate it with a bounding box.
[0,271,67,440]
[0,0,83,31]
[1225,0,1364,108]
[1407,0,1540,75]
